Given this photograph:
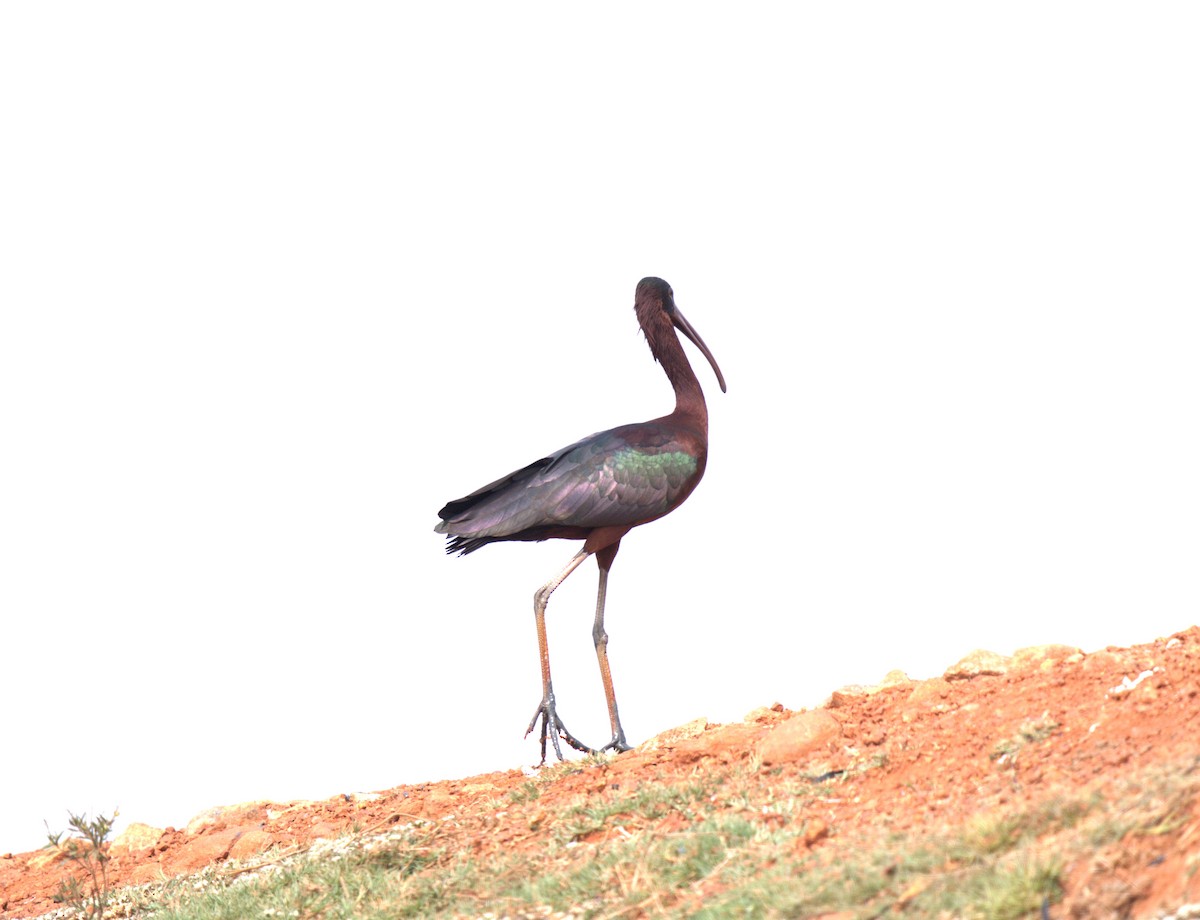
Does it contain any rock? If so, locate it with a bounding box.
[827,685,874,707]
[758,710,842,766]
[637,717,710,752]
[744,702,786,723]
[1107,666,1166,699]
[307,822,341,840]
[1012,643,1083,669]
[425,788,456,809]
[827,670,911,707]
[669,722,763,763]
[1081,649,1133,676]
[907,678,951,705]
[944,649,1010,680]
[228,830,275,860]
[185,801,274,835]
[110,823,163,856]
[164,828,243,875]
[26,845,70,871]
[184,806,227,835]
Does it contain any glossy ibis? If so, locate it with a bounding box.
[435,277,726,762]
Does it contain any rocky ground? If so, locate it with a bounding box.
[3,628,1200,919]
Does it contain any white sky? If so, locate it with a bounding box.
[3,4,1198,855]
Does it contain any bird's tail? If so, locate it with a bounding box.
[440,533,493,555]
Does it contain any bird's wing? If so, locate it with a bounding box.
[436,425,702,540]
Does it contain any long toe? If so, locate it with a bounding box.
[525,699,593,762]
[526,702,563,763]
[554,715,594,756]
[600,733,632,754]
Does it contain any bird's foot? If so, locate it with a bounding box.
[525,698,593,764]
[597,731,632,755]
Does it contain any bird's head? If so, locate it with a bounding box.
[635,277,727,393]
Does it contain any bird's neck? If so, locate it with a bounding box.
[660,334,709,433]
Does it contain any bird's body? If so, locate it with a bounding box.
[438,416,708,554]
[435,277,725,761]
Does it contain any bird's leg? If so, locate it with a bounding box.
[526,547,593,763]
[592,542,632,753]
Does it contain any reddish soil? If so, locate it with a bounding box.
[3,628,1200,919]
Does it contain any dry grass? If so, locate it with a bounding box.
[105,752,1200,920]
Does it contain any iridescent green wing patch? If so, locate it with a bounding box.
[579,447,699,519]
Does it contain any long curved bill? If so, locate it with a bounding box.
[672,308,727,393]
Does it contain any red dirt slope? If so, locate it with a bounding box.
[3,627,1199,918]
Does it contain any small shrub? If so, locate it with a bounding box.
[45,809,118,919]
